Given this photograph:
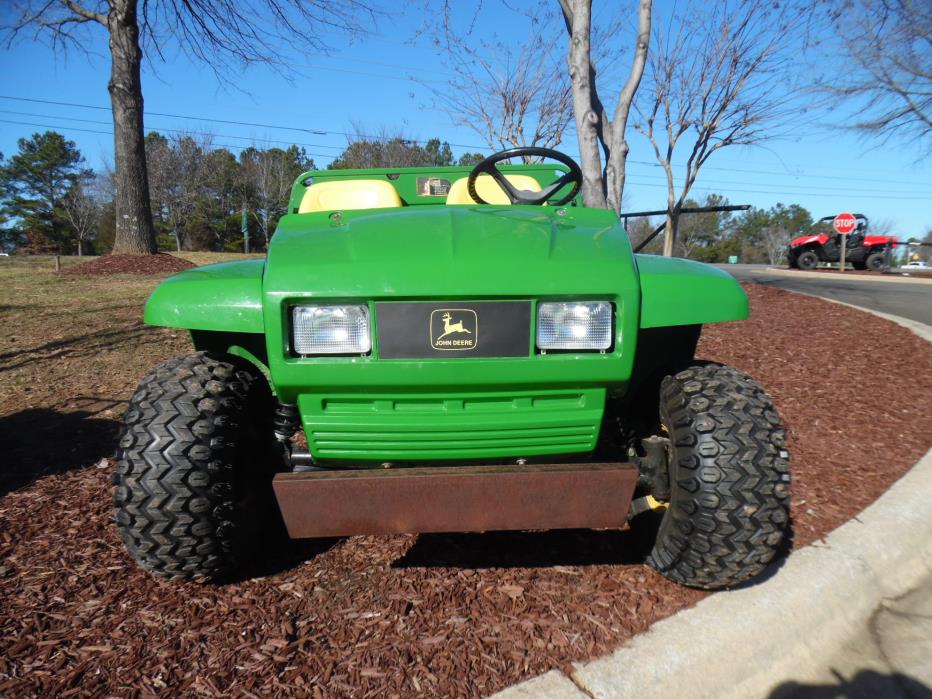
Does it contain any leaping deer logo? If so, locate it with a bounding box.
[430,308,477,350]
[437,312,472,340]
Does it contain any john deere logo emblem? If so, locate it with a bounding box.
[430,309,478,350]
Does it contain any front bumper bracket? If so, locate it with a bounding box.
[272,462,638,538]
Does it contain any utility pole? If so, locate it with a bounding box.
[241,206,250,254]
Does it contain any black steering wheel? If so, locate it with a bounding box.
[467,147,582,206]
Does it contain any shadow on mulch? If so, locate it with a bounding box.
[223,536,345,584]
[394,515,662,570]
[0,407,120,496]
[396,511,796,591]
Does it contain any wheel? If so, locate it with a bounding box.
[113,352,277,581]
[795,250,819,270]
[865,251,885,271]
[646,363,790,589]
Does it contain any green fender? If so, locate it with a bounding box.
[144,259,265,333]
[635,254,748,328]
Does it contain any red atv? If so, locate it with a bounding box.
[788,214,898,271]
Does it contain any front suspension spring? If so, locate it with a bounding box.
[272,402,301,442]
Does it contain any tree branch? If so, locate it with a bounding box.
[58,0,106,25]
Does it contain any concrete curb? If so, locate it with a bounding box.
[490,304,932,699]
[761,267,932,285]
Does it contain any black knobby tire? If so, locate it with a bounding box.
[113,352,276,581]
[796,250,819,271]
[865,251,885,272]
[647,363,790,589]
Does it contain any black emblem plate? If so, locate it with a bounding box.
[376,301,531,359]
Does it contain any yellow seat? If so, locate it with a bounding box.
[445,174,542,205]
[298,179,403,213]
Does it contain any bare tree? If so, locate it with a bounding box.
[239,145,311,247]
[625,216,663,254]
[675,195,732,260]
[635,0,807,256]
[329,127,457,169]
[760,226,791,266]
[918,230,932,264]
[61,172,100,256]
[423,6,576,162]
[821,0,931,151]
[145,132,212,252]
[5,1,375,256]
[561,0,652,213]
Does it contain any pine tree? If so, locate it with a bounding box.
[0,132,87,253]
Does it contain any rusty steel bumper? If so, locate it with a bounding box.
[272,462,639,538]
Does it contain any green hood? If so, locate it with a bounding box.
[266,205,638,299]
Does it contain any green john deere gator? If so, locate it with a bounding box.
[115,148,790,589]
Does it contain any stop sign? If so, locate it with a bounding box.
[833,212,857,235]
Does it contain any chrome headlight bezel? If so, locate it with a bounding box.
[291,304,371,356]
[536,301,614,352]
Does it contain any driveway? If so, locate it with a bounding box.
[719,264,932,326]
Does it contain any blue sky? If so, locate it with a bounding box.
[1,1,929,236]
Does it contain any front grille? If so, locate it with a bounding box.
[298,390,605,461]
[375,300,531,359]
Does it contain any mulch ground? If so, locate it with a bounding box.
[63,254,196,276]
[1,284,930,698]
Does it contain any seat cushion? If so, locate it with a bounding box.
[445,174,542,205]
[298,179,403,213]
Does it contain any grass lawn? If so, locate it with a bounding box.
[0,253,263,492]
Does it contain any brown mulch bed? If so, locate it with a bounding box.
[63,254,196,276]
[1,284,930,698]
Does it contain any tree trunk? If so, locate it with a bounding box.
[107,1,157,255]
[78,240,83,257]
[564,0,651,213]
[663,211,680,257]
[565,1,608,209]
[604,0,651,214]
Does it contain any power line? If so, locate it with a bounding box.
[6,117,929,202]
[623,157,932,187]
[0,94,484,149]
[9,109,926,197]
[0,119,337,159]
[297,53,453,79]
[3,95,931,197]
[0,109,345,151]
[624,178,932,201]
[290,63,442,84]
[624,172,930,196]
[4,93,929,188]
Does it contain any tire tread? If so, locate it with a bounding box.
[113,352,264,581]
[647,363,791,589]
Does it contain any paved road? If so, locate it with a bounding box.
[718,264,932,326]
[721,263,932,699]
[770,572,932,699]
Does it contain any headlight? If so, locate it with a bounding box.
[536,301,613,351]
[292,305,371,355]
